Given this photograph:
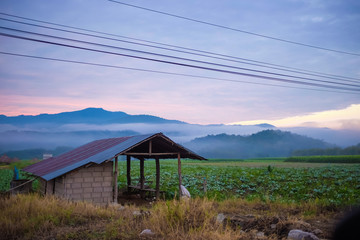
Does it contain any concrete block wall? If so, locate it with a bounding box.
[40,179,57,195]
[62,161,114,205]
[41,162,114,205]
[54,177,66,196]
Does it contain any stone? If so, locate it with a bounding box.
[313,229,323,235]
[133,210,142,216]
[230,214,256,229]
[288,229,319,240]
[180,185,191,198]
[133,210,150,217]
[216,213,226,224]
[256,231,265,237]
[271,224,277,229]
[139,229,155,237]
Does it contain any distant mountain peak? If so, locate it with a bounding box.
[0,108,184,125]
[80,107,107,112]
[255,123,275,128]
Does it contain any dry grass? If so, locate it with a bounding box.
[0,194,120,239]
[0,194,342,239]
[143,198,243,239]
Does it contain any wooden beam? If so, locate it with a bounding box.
[126,155,131,192]
[177,153,182,198]
[155,156,160,200]
[113,156,118,203]
[124,152,178,156]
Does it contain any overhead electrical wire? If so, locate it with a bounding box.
[0,12,358,83]
[0,50,358,95]
[1,17,359,85]
[0,31,359,93]
[108,0,360,57]
[1,26,359,89]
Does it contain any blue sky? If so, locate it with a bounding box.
[0,0,359,127]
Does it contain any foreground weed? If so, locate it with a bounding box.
[0,194,116,239]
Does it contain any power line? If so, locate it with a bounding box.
[108,0,360,57]
[1,32,359,92]
[1,12,359,82]
[2,26,360,89]
[1,17,359,85]
[0,50,357,95]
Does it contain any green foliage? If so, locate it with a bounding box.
[0,169,13,192]
[0,160,40,192]
[285,155,360,163]
[291,143,360,156]
[117,159,360,206]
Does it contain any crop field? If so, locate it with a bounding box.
[1,158,359,207]
[117,158,360,206]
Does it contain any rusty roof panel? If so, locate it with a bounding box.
[23,134,152,181]
[23,133,206,181]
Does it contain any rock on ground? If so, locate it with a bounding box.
[288,229,319,240]
[139,229,155,237]
[216,213,226,223]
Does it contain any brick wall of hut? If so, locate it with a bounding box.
[40,161,114,205]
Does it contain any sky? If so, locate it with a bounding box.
[0,0,359,128]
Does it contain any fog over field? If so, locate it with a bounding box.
[1,108,359,154]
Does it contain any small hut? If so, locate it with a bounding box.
[23,133,205,205]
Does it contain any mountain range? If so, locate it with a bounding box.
[0,107,184,125]
[1,108,359,158]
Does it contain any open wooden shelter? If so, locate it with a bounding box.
[23,133,206,205]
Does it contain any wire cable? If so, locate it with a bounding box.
[1,12,358,82]
[2,26,359,89]
[108,0,360,57]
[1,17,359,85]
[1,50,358,95]
[1,32,359,92]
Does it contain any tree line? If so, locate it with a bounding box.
[291,143,360,156]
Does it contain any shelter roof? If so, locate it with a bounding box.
[23,133,205,181]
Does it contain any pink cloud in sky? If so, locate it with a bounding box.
[0,0,359,126]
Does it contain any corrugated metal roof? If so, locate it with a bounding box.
[23,133,205,181]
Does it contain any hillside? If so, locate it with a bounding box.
[183,130,334,159]
[0,107,185,125]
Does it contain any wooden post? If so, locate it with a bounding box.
[149,140,152,155]
[113,156,118,203]
[140,157,145,198]
[126,155,131,191]
[155,156,160,200]
[177,153,182,198]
